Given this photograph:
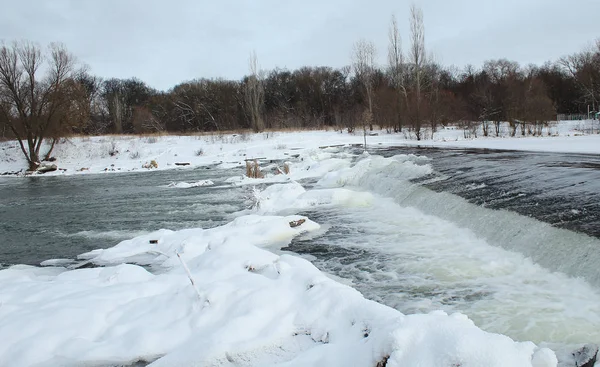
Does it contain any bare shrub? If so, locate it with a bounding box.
[245,160,264,178]
[108,141,118,156]
[276,144,287,150]
[145,136,158,144]
[195,148,204,156]
[129,151,140,159]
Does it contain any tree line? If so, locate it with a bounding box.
[1,5,599,169]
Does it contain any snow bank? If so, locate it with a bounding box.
[2,120,600,176]
[0,212,556,366]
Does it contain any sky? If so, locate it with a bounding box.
[1,0,598,91]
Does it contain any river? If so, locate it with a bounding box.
[1,148,599,353]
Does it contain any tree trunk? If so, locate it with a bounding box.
[43,138,58,161]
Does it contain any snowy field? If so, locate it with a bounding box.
[0,120,599,176]
[1,120,600,366]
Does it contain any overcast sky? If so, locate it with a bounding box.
[1,0,598,91]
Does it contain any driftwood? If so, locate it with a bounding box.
[175,162,190,166]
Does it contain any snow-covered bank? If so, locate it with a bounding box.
[0,214,557,367]
[1,120,599,176]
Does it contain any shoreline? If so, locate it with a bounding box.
[1,123,600,178]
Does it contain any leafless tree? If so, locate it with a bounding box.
[560,43,600,114]
[388,14,406,132]
[244,51,265,132]
[408,4,427,140]
[352,39,376,131]
[0,41,76,170]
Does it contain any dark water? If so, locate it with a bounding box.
[0,167,247,266]
[378,147,600,239]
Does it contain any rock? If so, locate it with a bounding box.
[289,219,306,228]
[149,240,158,244]
[572,344,598,367]
[1,170,22,176]
[175,162,190,166]
[375,355,389,367]
[37,164,57,173]
[558,344,599,367]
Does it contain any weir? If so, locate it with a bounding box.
[340,153,600,287]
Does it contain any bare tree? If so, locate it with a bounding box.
[244,51,265,132]
[0,41,76,170]
[560,44,600,114]
[408,4,427,140]
[388,14,406,132]
[352,39,376,131]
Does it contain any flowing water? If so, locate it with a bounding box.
[1,149,600,353]
[0,167,248,267]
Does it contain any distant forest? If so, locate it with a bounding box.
[1,6,599,169]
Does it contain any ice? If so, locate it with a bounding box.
[167,179,214,188]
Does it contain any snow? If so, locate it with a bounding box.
[2,121,599,366]
[0,213,556,367]
[1,120,599,176]
[167,179,214,188]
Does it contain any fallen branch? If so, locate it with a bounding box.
[176,251,209,306]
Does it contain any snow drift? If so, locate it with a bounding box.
[0,212,557,366]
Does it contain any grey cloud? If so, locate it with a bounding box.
[0,0,598,90]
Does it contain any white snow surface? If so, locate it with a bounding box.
[1,120,599,176]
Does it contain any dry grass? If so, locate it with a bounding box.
[245,160,264,179]
[142,160,158,169]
